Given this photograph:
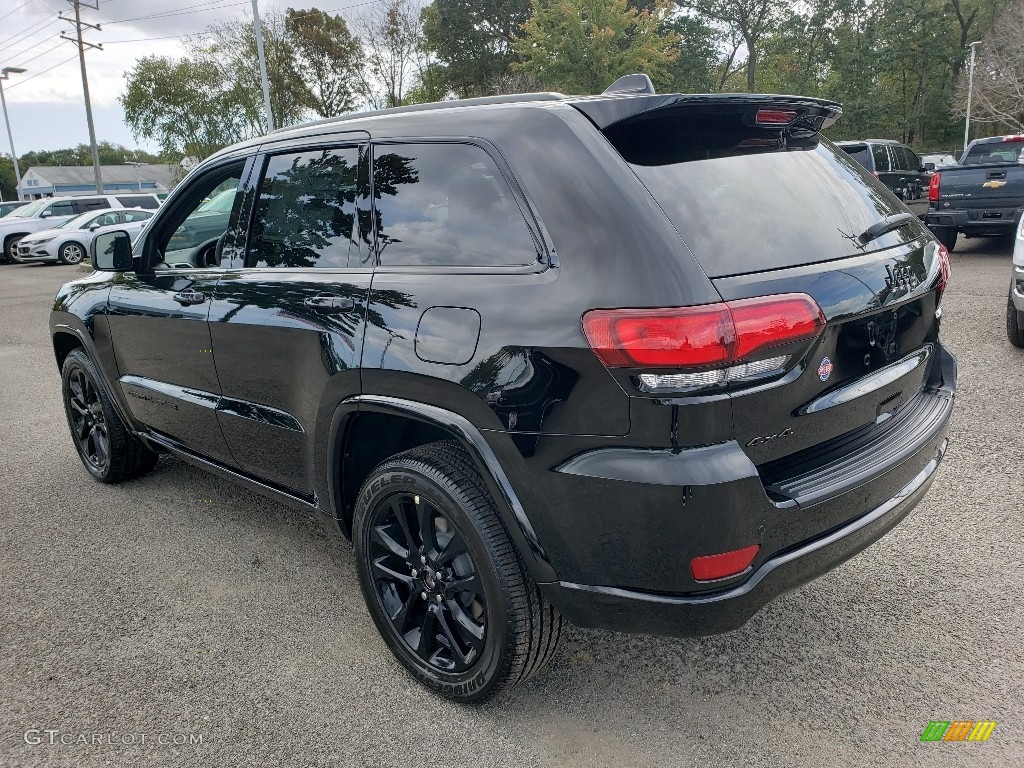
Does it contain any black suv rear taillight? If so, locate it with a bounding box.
[582,293,826,393]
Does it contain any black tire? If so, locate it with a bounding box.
[1008,293,1024,348]
[353,440,561,703]
[931,225,957,252]
[58,241,87,265]
[4,235,23,263]
[61,348,159,483]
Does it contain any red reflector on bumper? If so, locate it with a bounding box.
[690,544,760,581]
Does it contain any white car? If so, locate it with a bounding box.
[14,208,155,265]
[0,193,160,262]
[1009,215,1024,347]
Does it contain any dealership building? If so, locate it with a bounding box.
[15,164,181,199]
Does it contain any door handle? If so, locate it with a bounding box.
[303,294,356,314]
[172,289,207,306]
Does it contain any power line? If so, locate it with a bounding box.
[3,39,69,71]
[0,0,35,25]
[0,16,60,50]
[104,0,248,26]
[3,53,79,91]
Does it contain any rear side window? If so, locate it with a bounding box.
[842,145,871,170]
[72,198,108,213]
[248,146,367,269]
[607,113,907,278]
[122,210,152,223]
[373,142,538,267]
[871,145,891,172]
[116,195,159,209]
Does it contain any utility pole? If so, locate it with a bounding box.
[0,67,27,201]
[251,0,274,133]
[60,0,104,194]
[963,41,982,158]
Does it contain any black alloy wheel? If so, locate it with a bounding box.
[66,364,110,471]
[367,491,487,673]
[353,441,562,703]
[61,348,159,483]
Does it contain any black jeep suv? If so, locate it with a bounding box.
[51,76,956,703]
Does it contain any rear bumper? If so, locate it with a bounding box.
[539,343,957,638]
[542,439,947,637]
[926,207,1022,233]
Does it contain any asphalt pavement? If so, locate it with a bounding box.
[1,238,1022,767]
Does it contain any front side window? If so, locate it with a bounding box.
[248,146,366,269]
[91,211,121,228]
[154,164,244,268]
[373,142,538,268]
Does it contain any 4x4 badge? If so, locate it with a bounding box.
[818,356,833,381]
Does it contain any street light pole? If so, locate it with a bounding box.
[125,160,143,190]
[0,67,27,202]
[251,0,274,133]
[963,40,983,158]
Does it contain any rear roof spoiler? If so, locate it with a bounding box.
[568,92,843,132]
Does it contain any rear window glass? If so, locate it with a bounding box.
[612,120,908,278]
[961,143,1024,165]
[841,145,870,169]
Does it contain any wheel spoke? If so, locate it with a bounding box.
[416,604,438,658]
[388,498,415,552]
[371,524,409,560]
[69,398,88,417]
[390,592,418,634]
[90,427,107,465]
[415,496,438,553]
[372,556,413,585]
[435,535,467,566]
[444,572,481,596]
[435,607,470,666]
[447,598,486,642]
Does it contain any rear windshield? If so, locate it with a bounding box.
[961,142,1024,166]
[610,117,909,278]
[841,144,870,169]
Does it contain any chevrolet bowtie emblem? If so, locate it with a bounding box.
[983,179,1007,188]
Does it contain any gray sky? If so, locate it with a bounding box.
[0,0,375,154]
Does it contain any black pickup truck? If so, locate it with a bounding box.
[925,135,1024,251]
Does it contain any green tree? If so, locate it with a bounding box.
[285,7,363,117]
[121,56,249,159]
[421,0,532,97]
[514,0,677,95]
[0,155,17,200]
[683,0,782,92]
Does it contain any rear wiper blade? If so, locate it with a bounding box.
[858,213,916,245]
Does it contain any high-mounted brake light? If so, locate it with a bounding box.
[1001,135,1024,142]
[691,544,760,581]
[755,109,797,125]
[929,172,940,202]
[582,293,825,373]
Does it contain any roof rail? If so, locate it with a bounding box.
[270,92,567,134]
[602,74,655,96]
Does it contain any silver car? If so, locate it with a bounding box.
[14,208,154,265]
[1010,215,1024,347]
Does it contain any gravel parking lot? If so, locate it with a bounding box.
[2,239,1022,767]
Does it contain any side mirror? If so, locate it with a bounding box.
[88,223,100,231]
[91,230,133,271]
[39,210,51,218]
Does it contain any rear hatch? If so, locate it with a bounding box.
[579,95,950,499]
